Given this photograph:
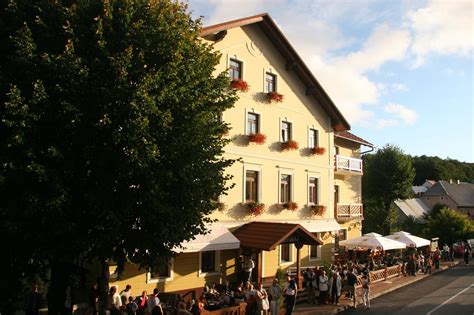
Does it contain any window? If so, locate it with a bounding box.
[246,171,259,202]
[229,59,242,80]
[309,129,318,149]
[309,177,318,205]
[280,244,292,263]
[309,234,321,260]
[147,259,173,283]
[338,229,347,241]
[281,121,292,142]
[265,73,276,92]
[247,113,259,135]
[200,250,219,275]
[280,174,291,203]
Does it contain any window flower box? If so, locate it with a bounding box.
[311,205,326,216]
[310,146,326,155]
[267,92,284,103]
[243,202,265,216]
[282,201,298,211]
[281,140,299,151]
[230,79,249,92]
[248,133,266,145]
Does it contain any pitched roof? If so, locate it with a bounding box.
[394,199,430,221]
[232,222,322,251]
[335,131,373,147]
[201,13,350,132]
[424,180,474,207]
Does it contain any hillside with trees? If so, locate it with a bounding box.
[410,155,474,185]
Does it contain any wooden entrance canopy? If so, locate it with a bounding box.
[233,222,322,286]
[233,222,322,250]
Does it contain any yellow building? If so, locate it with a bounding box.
[110,13,373,298]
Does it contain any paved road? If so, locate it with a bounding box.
[341,263,474,315]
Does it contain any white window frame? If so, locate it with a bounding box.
[243,163,263,203]
[198,250,221,277]
[279,118,293,143]
[306,172,321,206]
[278,244,294,265]
[146,258,174,283]
[227,55,245,80]
[277,168,294,204]
[245,108,263,136]
[308,127,319,149]
[263,68,277,93]
[308,233,321,261]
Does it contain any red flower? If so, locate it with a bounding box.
[281,140,299,151]
[311,205,326,216]
[283,202,298,211]
[243,202,266,216]
[230,79,249,92]
[267,92,284,103]
[310,146,326,155]
[248,133,266,145]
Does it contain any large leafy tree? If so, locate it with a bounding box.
[426,208,474,246]
[411,155,474,185]
[362,144,415,235]
[0,0,236,312]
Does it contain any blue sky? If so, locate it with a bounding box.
[188,0,473,162]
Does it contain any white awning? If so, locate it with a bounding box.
[178,223,240,253]
[291,219,341,233]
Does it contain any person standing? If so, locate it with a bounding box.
[283,279,297,315]
[361,274,370,309]
[137,291,148,315]
[318,271,328,305]
[147,288,162,315]
[305,268,316,304]
[120,285,132,303]
[244,256,255,283]
[329,270,342,306]
[24,284,42,315]
[434,248,441,269]
[89,282,100,315]
[346,269,357,308]
[464,247,470,265]
[256,283,270,315]
[268,279,282,315]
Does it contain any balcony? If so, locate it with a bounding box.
[336,203,363,220]
[335,155,363,175]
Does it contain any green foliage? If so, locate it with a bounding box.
[426,208,474,245]
[362,144,415,235]
[397,215,426,238]
[0,0,236,311]
[411,155,474,185]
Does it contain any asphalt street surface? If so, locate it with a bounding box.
[341,262,474,315]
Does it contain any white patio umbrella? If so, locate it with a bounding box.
[385,231,431,248]
[363,232,382,237]
[340,234,406,250]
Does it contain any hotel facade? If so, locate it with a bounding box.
[109,13,373,297]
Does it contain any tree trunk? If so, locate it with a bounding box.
[98,258,110,315]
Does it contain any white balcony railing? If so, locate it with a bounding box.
[336,203,363,218]
[335,155,363,173]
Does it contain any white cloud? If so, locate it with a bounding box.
[384,103,417,125]
[376,118,399,129]
[408,0,474,67]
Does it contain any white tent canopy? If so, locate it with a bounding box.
[340,234,406,250]
[363,232,382,237]
[385,231,431,248]
[178,223,240,253]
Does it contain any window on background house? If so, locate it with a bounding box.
[280,174,291,203]
[309,177,318,204]
[247,113,259,135]
[246,171,259,202]
[229,59,242,80]
[149,260,172,280]
[201,251,216,273]
[280,244,291,263]
[281,121,291,142]
[265,73,276,92]
[309,129,318,148]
